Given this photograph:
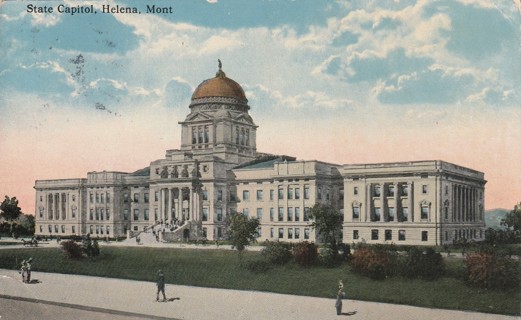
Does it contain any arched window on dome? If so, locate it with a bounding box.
[192,127,197,144]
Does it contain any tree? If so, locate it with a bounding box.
[501,206,521,233]
[226,211,260,262]
[310,204,343,248]
[0,196,23,235]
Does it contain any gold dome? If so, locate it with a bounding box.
[191,61,247,101]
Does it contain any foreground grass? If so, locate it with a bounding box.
[0,247,518,316]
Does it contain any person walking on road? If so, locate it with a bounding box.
[156,270,167,302]
[335,280,345,315]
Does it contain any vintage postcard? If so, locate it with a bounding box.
[1,0,520,319]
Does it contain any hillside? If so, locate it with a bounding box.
[485,208,510,229]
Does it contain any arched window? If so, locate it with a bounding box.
[106,226,110,235]
[245,129,249,146]
[61,225,65,233]
[192,127,197,144]
[204,126,209,143]
[90,225,94,234]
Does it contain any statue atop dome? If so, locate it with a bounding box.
[216,59,225,78]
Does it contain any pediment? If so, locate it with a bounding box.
[233,113,254,125]
[185,112,212,122]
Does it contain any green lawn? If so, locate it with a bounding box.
[0,247,519,316]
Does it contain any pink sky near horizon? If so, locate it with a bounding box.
[1,101,519,215]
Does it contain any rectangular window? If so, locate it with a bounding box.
[287,207,293,221]
[445,185,449,195]
[421,207,429,220]
[192,127,197,144]
[295,207,300,222]
[388,207,395,222]
[422,185,428,194]
[96,225,99,234]
[96,193,100,203]
[72,208,76,219]
[353,230,359,240]
[124,209,129,220]
[256,190,263,201]
[100,193,104,203]
[155,192,159,202]
[371,229,379,240]
[216,208,222,222]
[217,190,223,201]
[444,207,449,220]
[373,185,381,197]
[144,209,150,221]
[388,185,395,197]
[304,207,310,221]
[288,228,293,239]
[304,186,310,199]
[399,230,406,241]
[278,188,284,200]
[270,208,274,222]
[257,208,263,220]
[295,228,300,239]
[106,193,110,203]
[154,208,158,221]
[72,226,75,234]
[354,187,359,195]
[287,188,293,200]
[270,228,274,238]
[243,208,249,217]
[100,209,104,221]
[144,193,149,203]
[278,207,284,221]
[133,209,139,221]
[243,190,250,201]
[352,207,360,219]
[270,189,274,201]
[385,229,392,241]
[218,227,223,239]
[202,208,208,221]
[278,228,284,239]
[295,188,300,200]
[202,190,209,201]
[401,208,408,222]
[106,209,110,220]
[402,185,409,196]
[95,209,100,220]
[421,231,428,242]
[90,193,94,203]
[373,207,381,221]
[304,228,310,240]
[317,187,322,200]
[133,193,139,203]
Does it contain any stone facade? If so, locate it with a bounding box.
[34,64,486,245]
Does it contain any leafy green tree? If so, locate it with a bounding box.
[310,204,343,249]
[226,211,259,262]
[501,206,521,233]
[0,196,23,235]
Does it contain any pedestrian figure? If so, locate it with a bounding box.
[20,260,27,283]
[26,258,32,283]
[335,280,345,316]
[156,270,167,302]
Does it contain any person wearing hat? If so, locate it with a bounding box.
[26,258,33,283]
[19,260,27,283]
[156,270,167,302]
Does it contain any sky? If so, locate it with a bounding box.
[0,0,520,214]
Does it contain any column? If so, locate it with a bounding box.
[408,182,413,222]
[168,188,173,222]
[55,194,59,220]
[189,188,194,220]
[178,188,183,221]
[160,189,165,222]
[380,184,384,222]
[394,183,399,222]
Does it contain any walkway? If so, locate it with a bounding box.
[0,269,518,320]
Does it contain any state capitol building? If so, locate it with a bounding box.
[34,63,487,246]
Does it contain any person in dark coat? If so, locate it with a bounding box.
[335,280,345,315]
[156,270,167,302]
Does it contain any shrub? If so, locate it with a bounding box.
[350,246,394,280]
[92,240,100,257]
[261,241,292,265]
[61,240,83,259]
[339,243,352,261]
[244,259,271,273]
[464,252,521,289]
[293,242,318,267]
[399,247,444,280]
[319,246,342,268]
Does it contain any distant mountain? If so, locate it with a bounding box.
[485,208,510,229]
